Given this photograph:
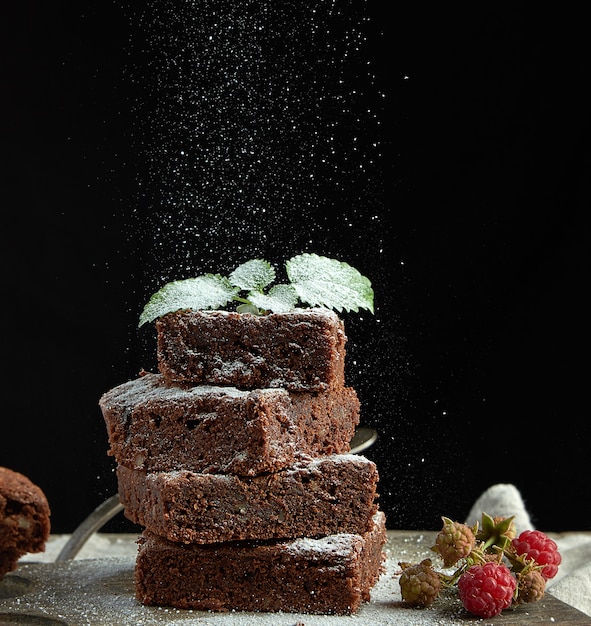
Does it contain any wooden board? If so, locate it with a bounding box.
[0,531,588,625]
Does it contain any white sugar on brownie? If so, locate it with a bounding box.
[156,308,347,390]
[117,454,379,544]
[134,511,386,614]
[100,372,359,475]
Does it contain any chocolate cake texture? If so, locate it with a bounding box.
[134,511,387,614]
[0,466,50,580]
[100,371,359,475]
[101,306,385,614]
[117,454,379,544]
[155,308,347,390]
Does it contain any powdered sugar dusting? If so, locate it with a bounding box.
[297,453,372,470]
[100,372,278,408]
[212,355,263,380]
[285,532,359,558]
[99,372,300,421]
[125,2,386,284]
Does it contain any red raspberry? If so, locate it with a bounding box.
[458,562,516,618]
[512,530,561,580]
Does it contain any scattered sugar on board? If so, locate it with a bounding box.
[4,554,467,625]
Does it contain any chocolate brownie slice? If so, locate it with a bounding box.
[156,308,347,390]
[0,467,50,580]
[118,454,379,544]
[135,511,386,614]
[100,372,359,475]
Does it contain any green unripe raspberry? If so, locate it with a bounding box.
[399,559,441,607]
[516,569,546,604]
[432,516,476,567]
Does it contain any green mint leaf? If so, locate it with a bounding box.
[249,284,299,313]
[138,254,374,325]
[138,274,239,327]
[235,303,261,314]
[286,253,374,313]
[229,259,275,291]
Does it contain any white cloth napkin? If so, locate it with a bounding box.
[465,483,591,617]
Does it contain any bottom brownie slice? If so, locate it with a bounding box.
[134,511,387,615]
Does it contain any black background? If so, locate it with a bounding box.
[2,2,589,533]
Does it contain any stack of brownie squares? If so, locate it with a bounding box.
[99,308,386,615]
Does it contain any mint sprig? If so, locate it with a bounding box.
[138,253,374,326]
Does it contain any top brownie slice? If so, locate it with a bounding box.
[156,308,347,390]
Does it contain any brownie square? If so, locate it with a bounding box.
[100,372,359,475]
[156,308,347,390]
[117,454,379,544]
[135,511,387,614]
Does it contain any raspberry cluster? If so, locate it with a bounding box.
[397,513,561,618]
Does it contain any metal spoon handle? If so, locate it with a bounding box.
[55,494,124,562]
